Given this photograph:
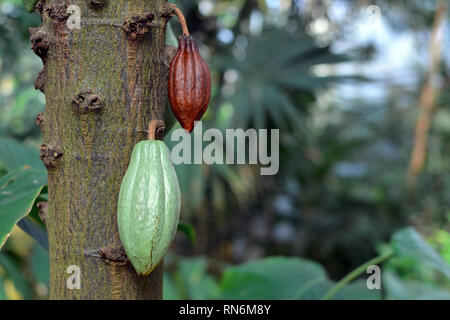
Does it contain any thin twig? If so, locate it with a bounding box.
[407,0,447,188]
[147,120,164,140]
[322,249,394,300]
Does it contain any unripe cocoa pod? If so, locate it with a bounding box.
[168,35,211,133]
[117,140,181,276]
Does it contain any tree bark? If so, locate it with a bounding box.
[32,0,171,299]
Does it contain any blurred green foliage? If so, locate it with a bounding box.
[0,0,449,300]
[163,228,450,300]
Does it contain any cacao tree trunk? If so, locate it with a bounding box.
[32,0,171,299]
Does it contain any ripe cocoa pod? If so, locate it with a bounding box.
[168,35,211,133]
[117,140,181,276]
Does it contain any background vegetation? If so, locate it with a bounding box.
[0,0,450,299]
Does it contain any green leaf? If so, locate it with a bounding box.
[171,163,206,212]
[27,192,47,228]
[30,244,49,289]
[214,27,363,129]
[177,221,196,245]
[0,137,44,172]
[262,84,302,128]
[0,167,47,248]
[384,271,450,300]
[163,273,182,300]
[333,281,381,300]
[218,257,330,299]
[17,217,48,251]
[391,227,450,278]
[170,257,218,300]
[38,193,48,201]
[22,0,39,12]
[179,258,218,300]
[218,257,380,300]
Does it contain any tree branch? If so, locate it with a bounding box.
[407,0,447,188]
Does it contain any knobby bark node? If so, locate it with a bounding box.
[72,90,104,113]
[44,4,69,23]
[39,144,63,168]
[37,201,48,224]
[122,13,155,40]
[30,28,50,59]
[36,112,44,128]
[99,247,129,266]
[34,69,46,93]
[160,3,175,19]
[86,0,107,10]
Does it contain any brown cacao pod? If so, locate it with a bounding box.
[168,35,211,133]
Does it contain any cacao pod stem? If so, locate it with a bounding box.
[169,3,190,36]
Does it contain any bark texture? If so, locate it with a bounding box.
[33,0,171,299]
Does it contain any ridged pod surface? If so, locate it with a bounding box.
[168,35,211,132]
[117,140,181,276]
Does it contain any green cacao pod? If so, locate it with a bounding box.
[117,140,181,276]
